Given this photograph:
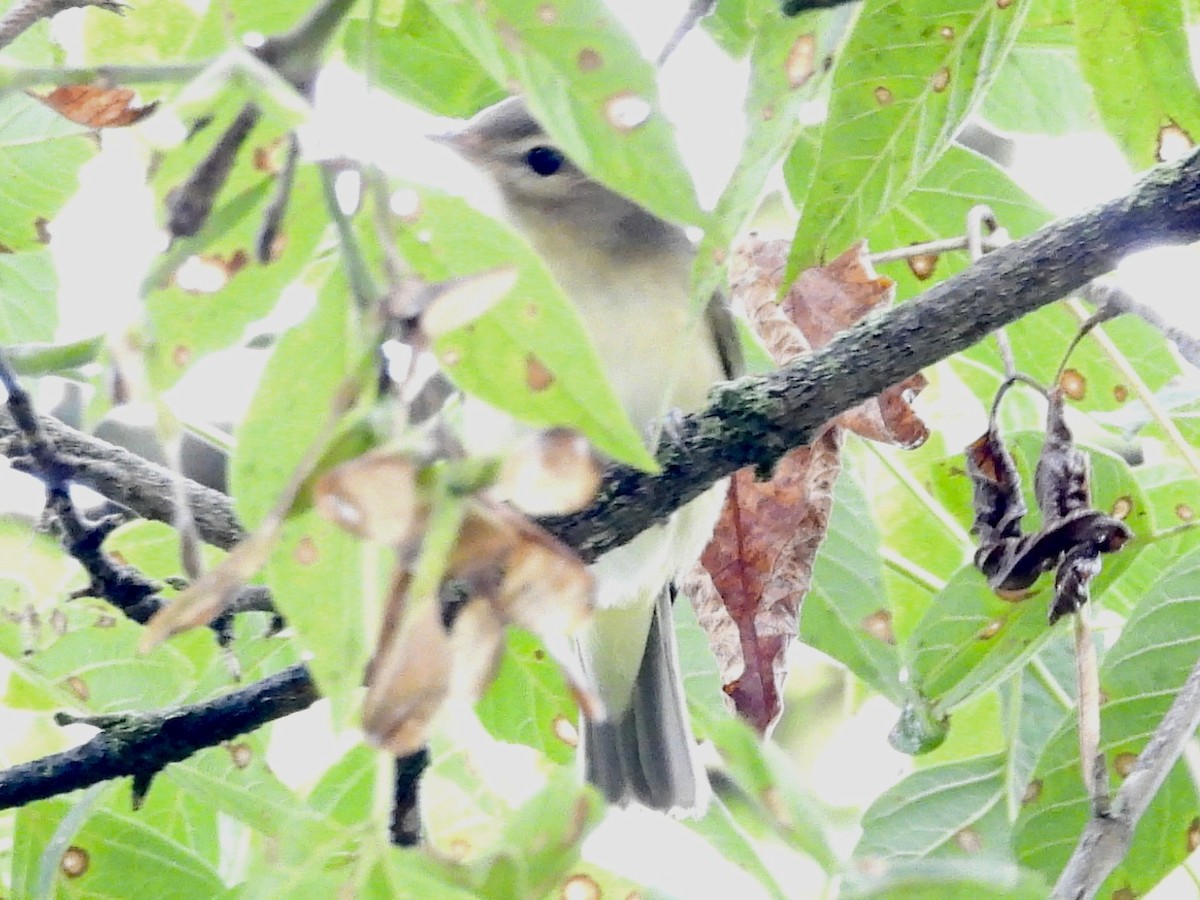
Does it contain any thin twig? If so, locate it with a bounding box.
[658,0,716,65]
[0,0,124,53]
[1083,278,1200,371]
[1053,652,1200,899]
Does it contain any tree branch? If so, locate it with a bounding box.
[0,664,318,810]
[543,144,1200,562]
[1051,652,1200,899]
[6,145,1200,566]
[0,0,124,53]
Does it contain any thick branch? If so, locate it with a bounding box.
[1052,653,1200,899]
[0,664,317,810]
[543,145,1200,562]
[0,413,244,550]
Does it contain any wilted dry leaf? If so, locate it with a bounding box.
[495,428,601,516]
[314,449,425,544]
[692,238,926,732]
[450,500,593,637]
[418,267,519,336]
[139,528,278,652]
[363,492,599,751]
[698,431,842,734]
[363,573,454,756]
[37,85,157,128]
[967,389,1132,622]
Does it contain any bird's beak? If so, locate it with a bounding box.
[427,126,478,156]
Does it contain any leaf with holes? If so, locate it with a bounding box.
[427,0,703,225]
[787,0,1030,271]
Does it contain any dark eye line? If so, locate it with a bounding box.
[524,145,565,177]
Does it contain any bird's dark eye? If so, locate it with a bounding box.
[524,145,565,176]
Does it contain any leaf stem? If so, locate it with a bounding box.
[1064,297,1200,481]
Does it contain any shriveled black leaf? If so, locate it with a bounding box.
[1049,544,1103,624]
[966,428,1027,546]
[979,509,1132,596]
[1035,389,1089,522]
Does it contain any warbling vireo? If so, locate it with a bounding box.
[442,97,739,814]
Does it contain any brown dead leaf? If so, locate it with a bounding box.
[495,428,601,516]
[692,238,925,732]
[698,430,843,734]
[314,449,425,544]
[37,85,157,128]
[362,572,455,756]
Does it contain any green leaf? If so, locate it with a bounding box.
[686,800,788,900]
[394,187,656,470]
[229,256,376,710]
[306,744,378,828]
[12,796,225,899]
[704,0,778,58]
[427,0,704,226]
[981,45,1099,135]
[81,0,200,100]
[693,3,855,303]
[146,162,328,389]
[1076,0,1200,168]
[864,145,1052,304]
[803,470,904,703]
[906,566,1055,718]
[0,94,93,252]
[842,858,1048,899]
[0,250,56,343]
[1014,547,1200,895]
[787,0,1030,271]
[344,4,505,117]
[855,754,1010,862]
[475,629,577,764]
[169,732,333,840]
[476,770,602,900]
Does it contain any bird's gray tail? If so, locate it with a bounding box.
[581,585,708,815]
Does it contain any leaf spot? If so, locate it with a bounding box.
[1157,121,1194,162]
[561,873,600,900]
[525,354,555,391]
[976,618,1002,640]
[294,536,319,566]
[940,25,955,40]
[907,252,938,280]
[537,3,557,23]
[1113,751,1138,778]
[65,675,89,701]
[953,827,982,853]
[1111,496,1133,520]
[1112,383,1128,403]
[553,715,578,747]
[577,47,603,72]
[1021,779,1042,805]
[1058,368,1086,401]
[172,344,192,369]
[390,188,422,222]
[227,742,253,768]
[1188,817,1200,852]
[786,33,816,89]
[873,86,893,106]
[1176,503,1194,521]
[604,92,652,131]
[861,609,895,644]
[931,67,950,92]
[60,846,89,878]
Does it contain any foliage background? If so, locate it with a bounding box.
[0,0,1199,897]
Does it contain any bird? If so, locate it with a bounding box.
[439,96,740,814]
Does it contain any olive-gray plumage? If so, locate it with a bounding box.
[444,98,738,813]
